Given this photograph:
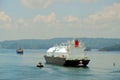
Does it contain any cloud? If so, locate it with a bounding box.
[0,11,11,23]
[56,0,98,3]
[78,3,120,38]
[64,16,80,22]
[16,18,29,27]
[2,2,120,29]
[1,2,120,40]
[21,0,100,9]
[21,0,51,9]
[81,0,98,3]
[0,11,12,30]
[33,12,56,24]
[85,3,120,25]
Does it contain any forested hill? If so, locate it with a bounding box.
[0,38,120,50]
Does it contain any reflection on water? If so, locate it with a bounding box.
[0,49,120,80]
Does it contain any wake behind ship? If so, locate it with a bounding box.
[44,39,90,67]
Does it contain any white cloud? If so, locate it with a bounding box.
[1,2,120,40]
[81,0,98,3]
[17,18,25,25]
[33,12,56,24]
[64,16,80,22]
[21,0,100,9]
[21,0,51,9]
[16,18,28,27]
[79,3,120,38]
[85,3,120,25]
[56,0,98,3]
[0,11,12,30]
[0,11,11,23]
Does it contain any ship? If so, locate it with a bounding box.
[16,48,23,54]
[44,39,90,67]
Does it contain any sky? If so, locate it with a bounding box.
[0,0,120,41]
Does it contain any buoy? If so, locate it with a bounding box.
[36,62,44,68]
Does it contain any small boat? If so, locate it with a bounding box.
[44,39,90,67]
[16,48,23,54]
[36,62,44,68]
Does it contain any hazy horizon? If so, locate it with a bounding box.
[0,37,120,42]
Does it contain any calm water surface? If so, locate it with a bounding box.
[0,49,120,80]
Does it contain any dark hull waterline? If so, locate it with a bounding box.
[44,56,90,67]
[17,51,23,54]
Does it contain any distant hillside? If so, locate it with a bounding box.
[99,44,120,51]
[0,38,120,51]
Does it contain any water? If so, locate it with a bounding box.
[0,49,120,80]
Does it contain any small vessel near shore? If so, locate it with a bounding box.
[16,48,23,54]
[44,39,90,67]
[36,62,44,68]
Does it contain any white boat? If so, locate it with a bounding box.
[44,39,90,67]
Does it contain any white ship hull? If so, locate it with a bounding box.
[44,55,90,67]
